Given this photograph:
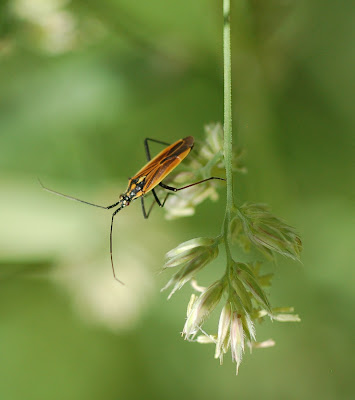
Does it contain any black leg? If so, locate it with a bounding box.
[110,208,125,285]
[142,178,224,220]
[160,193,171,207]
[144,138,170,161]
[141,193,171,220]
[151,190,162,207]
[159,177,225,192]
[141,197,155,219]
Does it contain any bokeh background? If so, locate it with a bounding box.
[0,0,353,399]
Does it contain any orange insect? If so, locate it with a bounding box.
[40,136,224,283]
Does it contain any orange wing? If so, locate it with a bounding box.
[126,136,194,199]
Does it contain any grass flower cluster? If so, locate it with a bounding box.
[161,0,301,374]
[162,222,300,374]
[230,203,302,261]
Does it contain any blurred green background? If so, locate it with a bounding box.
[0,0,353,399]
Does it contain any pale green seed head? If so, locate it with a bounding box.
[230,203,302,262]
[214,301,232,363]
[162,238,219,299]
[165,237,216,259]
[230,312,245,375]
[183,280,225,339]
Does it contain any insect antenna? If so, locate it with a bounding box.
[110,207,125,285]
[38,178,120,210]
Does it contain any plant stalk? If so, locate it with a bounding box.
[223,0,234,263]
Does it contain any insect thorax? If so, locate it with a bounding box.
[122,176,146,204]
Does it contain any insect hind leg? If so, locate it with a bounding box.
[159,177,225,192]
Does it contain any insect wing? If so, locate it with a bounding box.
[129,136,194,195]
[143,153,185,192]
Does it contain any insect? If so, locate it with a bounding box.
[40,136,224,284]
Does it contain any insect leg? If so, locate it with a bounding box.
[39,179,120,210]
[159,177,225,192]
[110,208,125,285]
[144,138,170,161]
[151,189,163,207]
[140,196,156,219]
[161,193,171,207]
[141,193,171,219]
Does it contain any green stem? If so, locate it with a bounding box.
[222,0,234,265]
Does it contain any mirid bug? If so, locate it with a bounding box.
[40,136,224,284]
